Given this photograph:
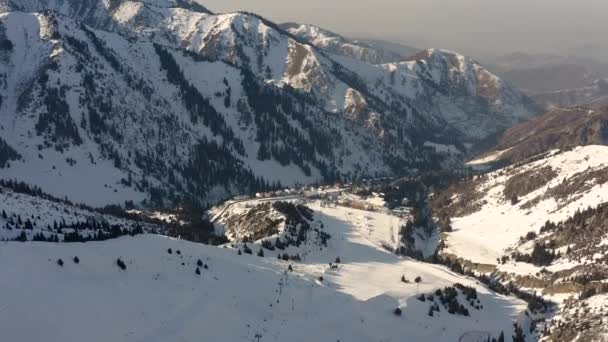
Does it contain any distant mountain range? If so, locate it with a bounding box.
[487,52,608,109]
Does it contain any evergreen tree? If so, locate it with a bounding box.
[116,258,127,270]
[195,267,201,275]
[14,231,27,242]
[73,256,80,264]
[512,325,525,342]
[243,244,252,254]
[57,259,64,267]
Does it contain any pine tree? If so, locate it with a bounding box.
[195,267,201,275]
[14,231,27,242]
[512,325,525,342]
[197,259,203,267]
[73,256,80,264]
[243,244,252,254]
[257,248,264,257]
[116,258,127,270]
[57,259,64,267]
[498,331,504,342]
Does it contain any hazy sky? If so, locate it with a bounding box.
[201,0,608,61]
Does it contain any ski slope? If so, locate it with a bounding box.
[0,200,528,341]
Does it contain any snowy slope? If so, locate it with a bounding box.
[540,293,608,341]
[0,228,527,341]
[281,22,415,65]
[0,183,164,242]
[0,0,540,208]
[0,178,532,341]
[437,145,608,266]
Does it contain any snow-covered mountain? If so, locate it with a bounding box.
[5,2,606,341]
[437,145,608,266]
[353,38,419,62]
[281,22,417,64]
[406,96,608,340]
[0,0,540,208]
[430,143,608,341]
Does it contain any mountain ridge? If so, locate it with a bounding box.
[0,0,540,208]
